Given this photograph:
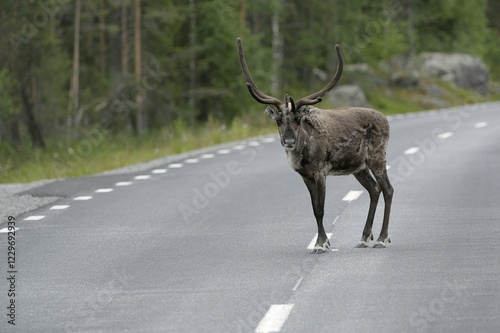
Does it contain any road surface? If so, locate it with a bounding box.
[1,102,499,332]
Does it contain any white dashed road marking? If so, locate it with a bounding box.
[185,158,199,163]
[437,132,453,139]
[255,304,294,333]
[134,175,151,180]
[116,181,133,186]
[74,196,92,201]
[0,227,19,233]
[342,190,363,203]
[201,153,215,159]
[95,188,113,193]
[232,145,246,150]
[292,277,303,291]
[168,164,183,169]
[307,233,333,250]
[24,215,45,221]
[404,147,420,155]
[152,169,167,174]
[217,149,231,154]
[248,141,260,146]
[475,122,488,128]
[261,137,276,143]
[50,205,69,210]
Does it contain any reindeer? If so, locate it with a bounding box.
[236,38,394,253]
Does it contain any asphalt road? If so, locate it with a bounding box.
[1,102,499,333]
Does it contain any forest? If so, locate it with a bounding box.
[1,0,500,181]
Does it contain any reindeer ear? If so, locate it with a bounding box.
[265,106,281,120]
[295,105,311,120]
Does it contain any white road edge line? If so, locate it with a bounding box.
[255,304,294,333]
[342,190,363,203]
[307,233,333,250]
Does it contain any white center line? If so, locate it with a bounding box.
[437,132,453,139]
[255,304,294,333]
[134,175,151,180]
[261,137,276,143]
[184,158,199,163]
[217,149,231,154]
[404,147,420,155]
[24,215,45,221]
[248,141,260,146]
[0,227,19,233]
[474,122,488,128]
[168,164,183,169]
[292,277,303,291]
[201,153,215,159]
[116,181,133,186]
[74,196,92,201]
[50,205,69,210]
[152,169,167,174]
[342,190,363,203]
[232,145,246,150]
[95,188,113,193]
[307,233,333,250]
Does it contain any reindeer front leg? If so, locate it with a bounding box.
[302,175,330,254]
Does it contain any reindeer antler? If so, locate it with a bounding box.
[295,44,344,110]
[237,38,283,108]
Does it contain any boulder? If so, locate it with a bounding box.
[417,52,489,94]
[328,85,369,107]
[390,70,420,88]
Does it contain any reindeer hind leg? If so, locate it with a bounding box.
[371,167,394,248]
[353,168,380,248]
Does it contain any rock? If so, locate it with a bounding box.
[328,85,369,107]
[417,52,489,94]
[342,63,382,88]
[390,70,419,88]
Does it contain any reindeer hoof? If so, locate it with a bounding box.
[355,233,373,248]
[310,239,330,254]
[373,236,391,248]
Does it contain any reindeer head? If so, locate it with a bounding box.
[236,38,343,150]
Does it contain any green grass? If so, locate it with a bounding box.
[0,115,275,183]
